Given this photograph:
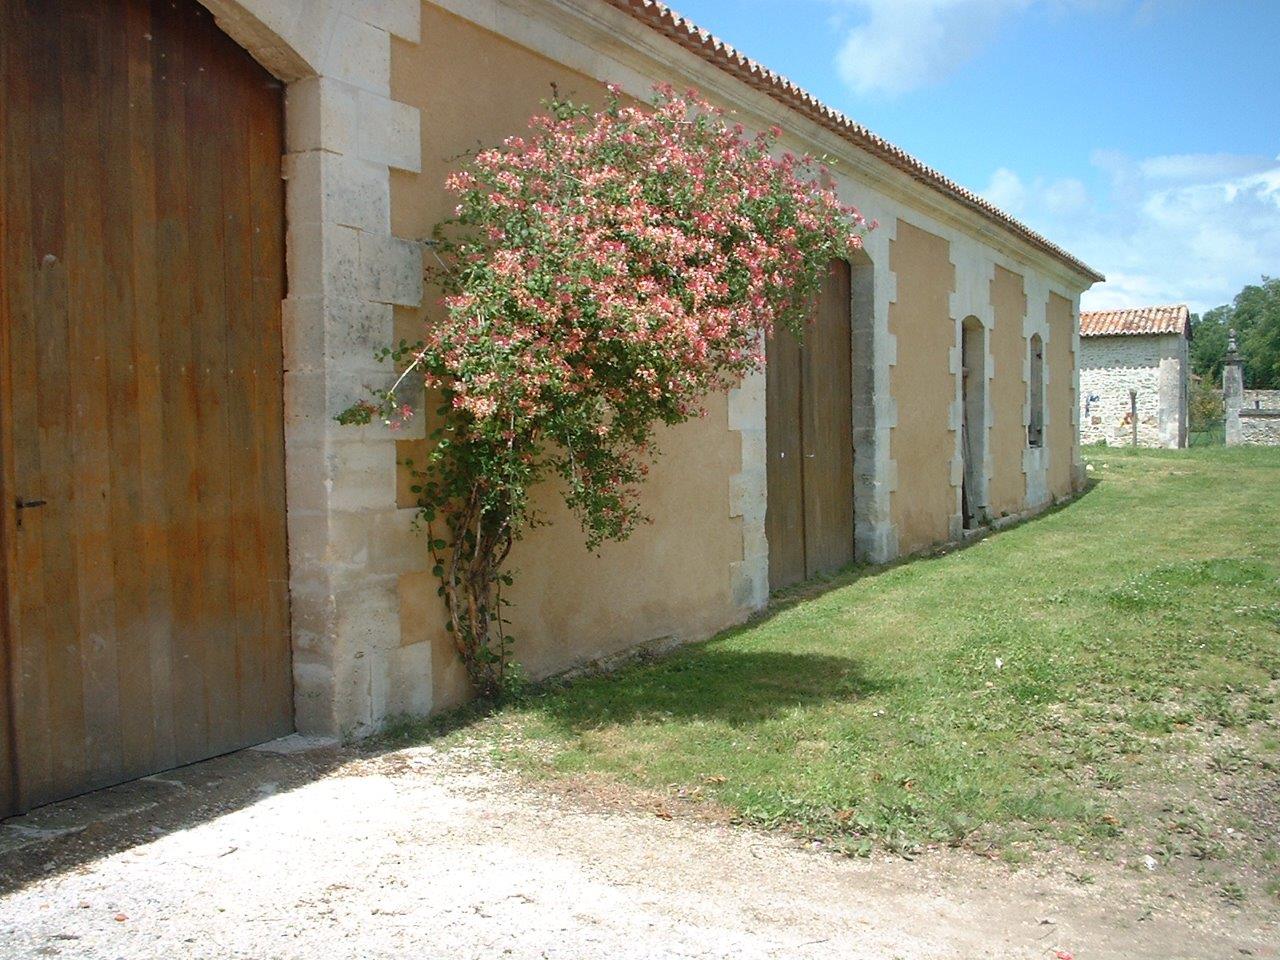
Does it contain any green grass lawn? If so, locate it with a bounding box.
[410,447,1280,880]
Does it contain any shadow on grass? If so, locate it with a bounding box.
[408,481,1102,743]
[527,648,890,733]
[760,477,1101,620]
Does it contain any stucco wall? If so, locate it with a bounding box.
[988,265,1028,517]
[351,0,1096,719]
[189,0,1096,736]
[1079,334,1186,448]
[888,221,957,554]
[390,5,745,709]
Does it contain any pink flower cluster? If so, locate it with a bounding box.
[421,85,870,542]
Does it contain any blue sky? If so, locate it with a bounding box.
[665,0,1280,312]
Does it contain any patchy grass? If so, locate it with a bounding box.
[422,448,1280,885]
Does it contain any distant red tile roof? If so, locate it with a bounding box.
[1079,305,1191,338]
[600,0,1105,283]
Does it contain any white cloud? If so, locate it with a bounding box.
[981,167,1092,219]
[981,166,1030,212]
[979,153,1280,313]
[831,0,1120,96]
[1137,152,1271,182]
[835,0,1029,96]
[1043,177,1090,215]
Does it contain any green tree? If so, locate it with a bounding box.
[1189,277,1280,389]
[1189,306,1230,384]
[1234,278,1280,388]
[1188,375,1223,433]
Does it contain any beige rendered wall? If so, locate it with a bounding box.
[390,6,743,710]
[988,265,1028,517]
[888,220,957,555]
[1046,292,1077,498]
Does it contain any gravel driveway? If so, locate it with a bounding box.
[1,738,1274,959]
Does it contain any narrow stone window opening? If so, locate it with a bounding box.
[961,316,987,528]
[1028,333,1045,448]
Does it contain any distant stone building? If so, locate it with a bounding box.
[1078,305,1191,448]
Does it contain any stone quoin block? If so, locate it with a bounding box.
[358,232,425,306]
[323,13,393,94]
[354,92,423,172]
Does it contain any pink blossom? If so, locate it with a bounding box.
[371,84,870,547]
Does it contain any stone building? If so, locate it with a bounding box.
[1078,305,1191,447]
[0,0,1101,814]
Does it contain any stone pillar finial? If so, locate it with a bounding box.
[1227,328,1241,363]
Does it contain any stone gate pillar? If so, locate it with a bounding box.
[1224,329,1244,446]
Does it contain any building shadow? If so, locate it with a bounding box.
[527,648,890,734]
[762,477,1101,618]
[0,742,350,899]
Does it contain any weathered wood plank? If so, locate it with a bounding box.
[151,0,209,766]
[98,0,158,782]
[766,320,806,591]
[63,0,126,792]
[22,0,87,806]
[183,0,239,757]
[125,0,178,773]
[218,34,267,748]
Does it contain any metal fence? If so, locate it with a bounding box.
[1188,419,1225,447]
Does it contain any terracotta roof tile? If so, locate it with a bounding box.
[1079,305,1190,338]
[600,0,1105,283]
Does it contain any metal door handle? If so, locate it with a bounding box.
[15,497,46,528]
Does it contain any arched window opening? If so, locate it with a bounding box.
[1028,333,1045,448]
[961,317,987,528]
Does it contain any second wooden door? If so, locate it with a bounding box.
[765,260,854,591]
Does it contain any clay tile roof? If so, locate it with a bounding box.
[1079,305,1191,338]
[600,0,1105,283]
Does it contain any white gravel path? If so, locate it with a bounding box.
[0,743,1274,959]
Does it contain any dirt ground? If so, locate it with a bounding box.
[0,737,1275,960]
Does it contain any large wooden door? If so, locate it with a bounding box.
[766,261,854,591]
[0,0,292,815]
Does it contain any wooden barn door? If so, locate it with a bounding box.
[766,261,854,591]
[0,0,293,815]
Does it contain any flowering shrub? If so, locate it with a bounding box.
[341,86,872,699]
